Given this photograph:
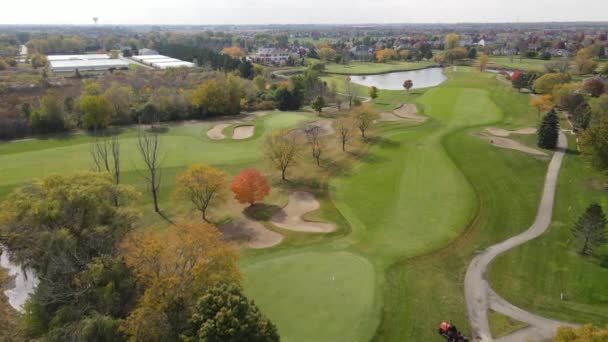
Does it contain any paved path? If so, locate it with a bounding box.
[464,131,577,341]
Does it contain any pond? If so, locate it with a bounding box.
[349,67,447,90]
[1,246,38,312]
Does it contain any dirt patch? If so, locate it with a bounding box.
[379,103,426,123]
[486,127,536,137]
[220,217,283,249]
[270,192,335,233]
[289,119,335,138]
[206,123,231,140]
[474,132,547,156]
[232,125,255,140]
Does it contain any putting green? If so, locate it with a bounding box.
[243,251,377,342]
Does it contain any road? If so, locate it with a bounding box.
[464,131,578,341]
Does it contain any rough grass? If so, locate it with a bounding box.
[488,310,529,338]
[489,135,608,325]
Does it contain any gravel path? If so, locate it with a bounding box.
[464,131,577,341]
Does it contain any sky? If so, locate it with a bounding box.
[2,0,608,25]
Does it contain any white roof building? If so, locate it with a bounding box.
[49,59,129,72]
[47,54,110,61]
[131,54,195,69]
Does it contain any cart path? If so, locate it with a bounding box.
[464,131,578,341]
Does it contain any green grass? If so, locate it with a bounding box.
[489,134,608,325]
[488,310,529,338]
[489,56,553,72]
[324,61,437,75]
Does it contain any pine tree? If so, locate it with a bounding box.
[572,203,607,256]
[537,109,560,149]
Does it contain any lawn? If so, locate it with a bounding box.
[488,56,553,72]
[324,61,437,75]
[489,135,608,325]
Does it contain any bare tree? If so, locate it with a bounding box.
[336,117,355,152]
[136,131,162,213]
[304,125,324,166]
[91,136,121,184]
[265,130,300,181]
[344,77,357,108]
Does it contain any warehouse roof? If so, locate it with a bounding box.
[47,54,110,61]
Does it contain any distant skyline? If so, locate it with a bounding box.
[3,0,608,26]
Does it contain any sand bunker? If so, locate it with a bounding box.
[290,120,335,139]
[270,192,335,233]
[206,123,231,140]
[232,125,255,139]
[486,127,536,137]
[379,104,426,123]
[474,132,547,156]
[220,217,283,249]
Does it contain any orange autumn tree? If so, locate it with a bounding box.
[174,163,228,222]
[120,220,240,340]
[230,169,270,206]
[530,95,554,118]
[222,46,245,58]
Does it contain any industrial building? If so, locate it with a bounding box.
[48,54,129,73]
[131,54,195,69]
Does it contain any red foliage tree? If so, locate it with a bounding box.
[584,79,606,98]
[403,80,413,93]
[230,169,270,206]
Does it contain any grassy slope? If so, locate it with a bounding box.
[324,61,437,75]
[490,135,608,325]
[488,56,552,72]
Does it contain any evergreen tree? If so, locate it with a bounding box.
[537,109,560,149]
[572,203,607,256]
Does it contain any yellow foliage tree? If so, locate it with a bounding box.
[174,163,228,222]
[121,220,240,341]
[318,47,336,61]
[376,48,397,63]
[530,95,553,117]
[444,33,460,50]
[350,104,380,138]
[265,129,300,181]
[222,46,245,58]
[477,54,490,71]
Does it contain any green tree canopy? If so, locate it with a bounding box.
[537,109,560,149]
[572,203,607,256]
[184,285,279,342]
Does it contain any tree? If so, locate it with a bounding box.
[103,83,134,124]
[311,96,326,115]
[304,125,324,166]
[572,203,607,256]
[0,59,7,71]
[318,47,336,62]
[376,48,397,63]
[221,46,244,58]
[184,285,279,342]
[572,50,598,75]
[399,49,410,60]
[121,220,240,341]
[584,79,606,98]
[537,109,560,149]
[90,136,121,206]
[344,77,357,108]
[555,324,608,341]
[174,164,228,222]
[533,73,571,94]
[30,92,66,133]
[467,48,477,59]
[30,54,47,69]
[351,104,379,139]
[191,75,243,117]
[581,114,608,170]
[444,33,460,50]
[477,54,489,71]
[369,86,379,101]
[80,95,113,132]
[403,79,413,94]
[230,169,270,206]
[137,131,163,213]
[336,117,355,152]
[253,76,266,91]
[265,130,299,181]
[0,173,138,339]
[601,63,608,77]
[530,95,553,118]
